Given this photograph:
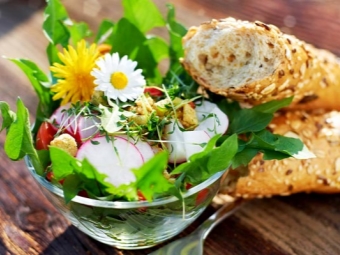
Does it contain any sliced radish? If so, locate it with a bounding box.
[120,136,155,162]
[195,101,229,136]
[50,104,100,144]
[163,121,186,163]
[183,130,210,160]
[76,136,144,187]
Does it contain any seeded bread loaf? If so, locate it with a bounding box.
[221,110,340,198]
[182,17,340,110]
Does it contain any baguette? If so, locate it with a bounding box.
[221,109,340,198]
[182,17,340,110]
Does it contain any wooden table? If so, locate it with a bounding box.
[1,0,340,254]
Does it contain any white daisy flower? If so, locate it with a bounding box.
[91,53,146,102]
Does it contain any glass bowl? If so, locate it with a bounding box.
[25,156,225,250]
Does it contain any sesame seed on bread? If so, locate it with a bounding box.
[220,109,340,198]
[182,17,340,111]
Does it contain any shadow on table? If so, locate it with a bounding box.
[40,225,154,255]
[0,0,45,37]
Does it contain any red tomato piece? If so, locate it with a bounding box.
[196,188,209,206]
[36,122,58,150]
[144,87,163,97]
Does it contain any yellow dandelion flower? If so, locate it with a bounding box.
[50,40,100,105]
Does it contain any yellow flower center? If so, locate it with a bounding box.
[110,72,128,90]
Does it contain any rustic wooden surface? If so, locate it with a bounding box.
[1,0,340,254]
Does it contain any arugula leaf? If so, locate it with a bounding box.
[133,151,172,201]
[94,19,115,43]
[50,146,80,180]
[8,59,52,116]
[43,0,70,47]
[68,22,92,45]
[0,101,15,131]
[249,129,304,156]
[172,134,238,185]
[4,98,44,175]
[207,134,238,172]
[231,147,259,169]
[63,174,83,203]
[46,43,61,66]
[252,97,293,113]
[166,3,187,72]
[227,108,273,134]
[122,0,165,33]
[145,36,169,63]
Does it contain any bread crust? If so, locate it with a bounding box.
[221,110,340,198]
[182,18,340,110]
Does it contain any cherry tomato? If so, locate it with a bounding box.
[137,190,147,201]
[36,122,57,150]
[196,188,209,206]
[144,87,163,97]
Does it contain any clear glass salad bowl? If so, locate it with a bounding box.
[25,156,225,250]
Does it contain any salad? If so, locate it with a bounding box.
[0,0,306,204]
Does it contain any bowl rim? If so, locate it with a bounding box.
[24,156,225,209]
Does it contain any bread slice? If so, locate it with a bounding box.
[182,18,340,110]
[220,109,340,198]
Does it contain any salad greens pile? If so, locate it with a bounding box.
[0,0,305,203]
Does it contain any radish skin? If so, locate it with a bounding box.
[76,136,144,187]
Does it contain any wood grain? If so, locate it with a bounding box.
[1,0,340,254]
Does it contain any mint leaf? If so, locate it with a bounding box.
[0,101,15,131]
[123,0,165,33]
[133,151,172,201]
[43,0,70,47]
[4,98,44,175]
[252,97,293,113]
[94,19,114,43]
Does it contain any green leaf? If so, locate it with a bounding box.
[166,4,187,72]
[227,108,273,134]
[249,129,303,156]
[43,0,70,47]
[4,98,44,175]
[46,42,61,66]
[122,0,165,33]
[94,19,115,43]
[208,134,238,172]
[145,36,169,63]
[49,146,80,180]
[0,101,16,131]
[133,151,172,201]
[252,97,293,113]
[231,148,258,169]
[9,58,52,118]
[63,174,82,203]
[109,18,160,83]
[37,149,50,170]
[68,22,92,45]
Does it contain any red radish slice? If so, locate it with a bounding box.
[77,136,144,187]
[50,104,100,144]
[123,136,155,162]
[195,101,229,136]
[164,121,186,163]
[183,130,210,160]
